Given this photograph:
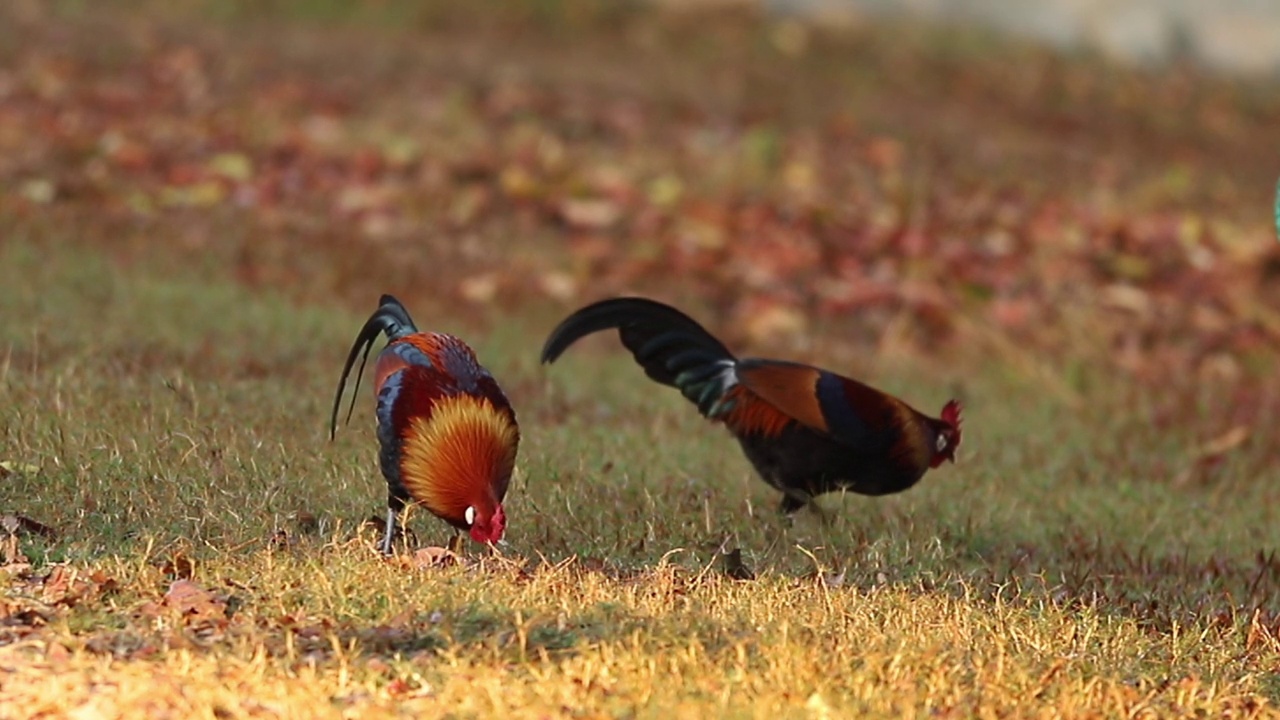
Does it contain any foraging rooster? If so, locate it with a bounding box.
[540,297,961,515]
[330,295,519,554]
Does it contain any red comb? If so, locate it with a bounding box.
[941,400,963,427]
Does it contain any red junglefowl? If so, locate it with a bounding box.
[540,297,961,516]
[331,295,519,554]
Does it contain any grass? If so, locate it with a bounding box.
[3,231,1280,718]
[2,1,1280,717]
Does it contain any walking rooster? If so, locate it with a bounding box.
[541,297,961,516]
[331,295,519,553]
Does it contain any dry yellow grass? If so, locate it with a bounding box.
[4,548,1277,719]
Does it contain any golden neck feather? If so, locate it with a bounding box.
[398,394,519,516]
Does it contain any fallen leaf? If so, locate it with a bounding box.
[160,553,196,580]
[163,579,229,629]
[1195,425,1250,459]
[1,514,57,540]
[458,273,499,304]
[207,152,253,181]
[1,600,52,629]
[0,560,32,577]
[1,526,26,567]
[499,165,538,199]
[409,546,459,569]
[1102,284,1152,316]
[39,566,106,607]
[559,198,621,230]
[134,601,164,619]
[647,175,683,207]
[537,271,577,301]
[159,181,224,207]
[19,179,56,204]
[740,301,808,345]
[89,570,119,596]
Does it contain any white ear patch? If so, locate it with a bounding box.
[936,434,948,453]
[465,506,476,525]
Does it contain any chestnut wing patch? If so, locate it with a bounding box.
[733,360,829,435]
[737,359,905,454]
[717,385,796,438]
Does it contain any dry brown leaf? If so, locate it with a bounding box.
[1,514,57,540]
[39,566,109,608]
[1,531,27,568]
[739,302,808,346]
[1,599,52,627]
[538,271,578,301]
[559,198,621,230]
[163,579,229,629]
[1195,425,1251,459]
[40,566,74,605]
[160,553,196,579]
[1102,284,1153,315]
[458,273,499,304]
[409,546,460,569]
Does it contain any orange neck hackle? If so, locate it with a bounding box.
[398,394,519,541]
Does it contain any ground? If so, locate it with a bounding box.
[1,2,1279,718]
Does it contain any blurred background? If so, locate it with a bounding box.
[1,0,1278,411]
[2,0,1280,639]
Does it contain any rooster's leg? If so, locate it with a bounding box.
[380,507,397,556]
[778,490,834,528]
[778,493,808,516]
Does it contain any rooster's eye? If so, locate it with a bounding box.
[935,434,948,453]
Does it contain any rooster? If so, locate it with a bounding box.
[540,297,961,515]
[330,295,519,554]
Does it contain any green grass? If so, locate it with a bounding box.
[2,237,1279,717]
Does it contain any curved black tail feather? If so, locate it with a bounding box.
[329,295,419,440]
[540,297,737,415]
